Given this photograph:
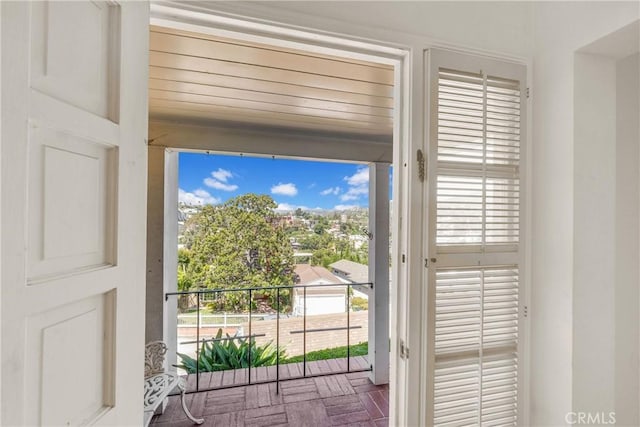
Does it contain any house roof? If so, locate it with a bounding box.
[294,264,342,286]
[328,260,369,284]
[294,264,347,295]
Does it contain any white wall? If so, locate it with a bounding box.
[573,52,617,416]
[251,1,533,57]
[295,294,346,316]
[572,48,639,427]
[0,4,3,419]
[531,2,639,424]
[615,52,639,427]
[572,53,616,420]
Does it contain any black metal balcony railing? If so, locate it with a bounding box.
[165,282,373,394]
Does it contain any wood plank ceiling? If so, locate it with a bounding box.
[148,25,394,139]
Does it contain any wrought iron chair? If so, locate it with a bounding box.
[144,341,204,426]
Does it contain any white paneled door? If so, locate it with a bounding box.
[1,2,148,425]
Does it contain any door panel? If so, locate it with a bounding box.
[27,123,117,282]
[1,1,148,425]
[24,291,116,426]
[30,1,119,120]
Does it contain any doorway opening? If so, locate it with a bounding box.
[145,7,408,426]
[171,152,390,390]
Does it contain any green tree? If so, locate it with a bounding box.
[183,194,295,311]
[313,223,326,235]
[176,248,194,310]
[178,247,192,269]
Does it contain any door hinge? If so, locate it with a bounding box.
[526,87,530,99]
[417,149,426,182]
[523,305,528,318]
[402,254,406,263]
[424,258,429,268]
[400,340,409,359]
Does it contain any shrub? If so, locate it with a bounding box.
[177,328,286,373]
[351,297,368,311]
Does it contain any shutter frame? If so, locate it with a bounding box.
[425,49,527,427]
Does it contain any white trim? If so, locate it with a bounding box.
[163,149,179,371]
[390,47,412,427]
[423,48,436,427]
[0,3,3,416]
[522,49,534,427]
[148,121,392,164]
[368,162,390,385]
[403,46,426,427]
[150,1,405,63]
[150,1,530,66]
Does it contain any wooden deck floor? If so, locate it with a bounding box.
[150,358,388,426]
[183,357,370,392]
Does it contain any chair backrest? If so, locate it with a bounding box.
[145,341,168,378]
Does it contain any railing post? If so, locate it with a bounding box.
[276,287,280,394]
[196,291,200,392]
[347,284,350,372]
[248,289,252,385]
[303,286,307,378]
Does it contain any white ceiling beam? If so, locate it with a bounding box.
[149,120,393,163]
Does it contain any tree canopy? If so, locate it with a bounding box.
[180,194,295,310]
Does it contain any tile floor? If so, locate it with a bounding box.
[150,370,389,427]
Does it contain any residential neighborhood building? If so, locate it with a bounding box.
[292,264,348,316]
[329,259,369,285]
[329,259,371,299]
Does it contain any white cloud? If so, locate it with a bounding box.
[203,169,238,191]
[275,203,309,212]
[320,186,341,196]
[344,167,369,186]
[204,177,238,192]
[340,186,368,201]
[193,188,211,198]
[271,182,298,197]
[334,204,359,211]
[211,168,233,182]
[179,188,220,206]
[340,167,369,202]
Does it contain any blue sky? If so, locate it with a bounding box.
[178,152,388,211]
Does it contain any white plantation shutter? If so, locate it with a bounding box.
[426,50,526,427]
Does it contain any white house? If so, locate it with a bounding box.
[292,264,348,316]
